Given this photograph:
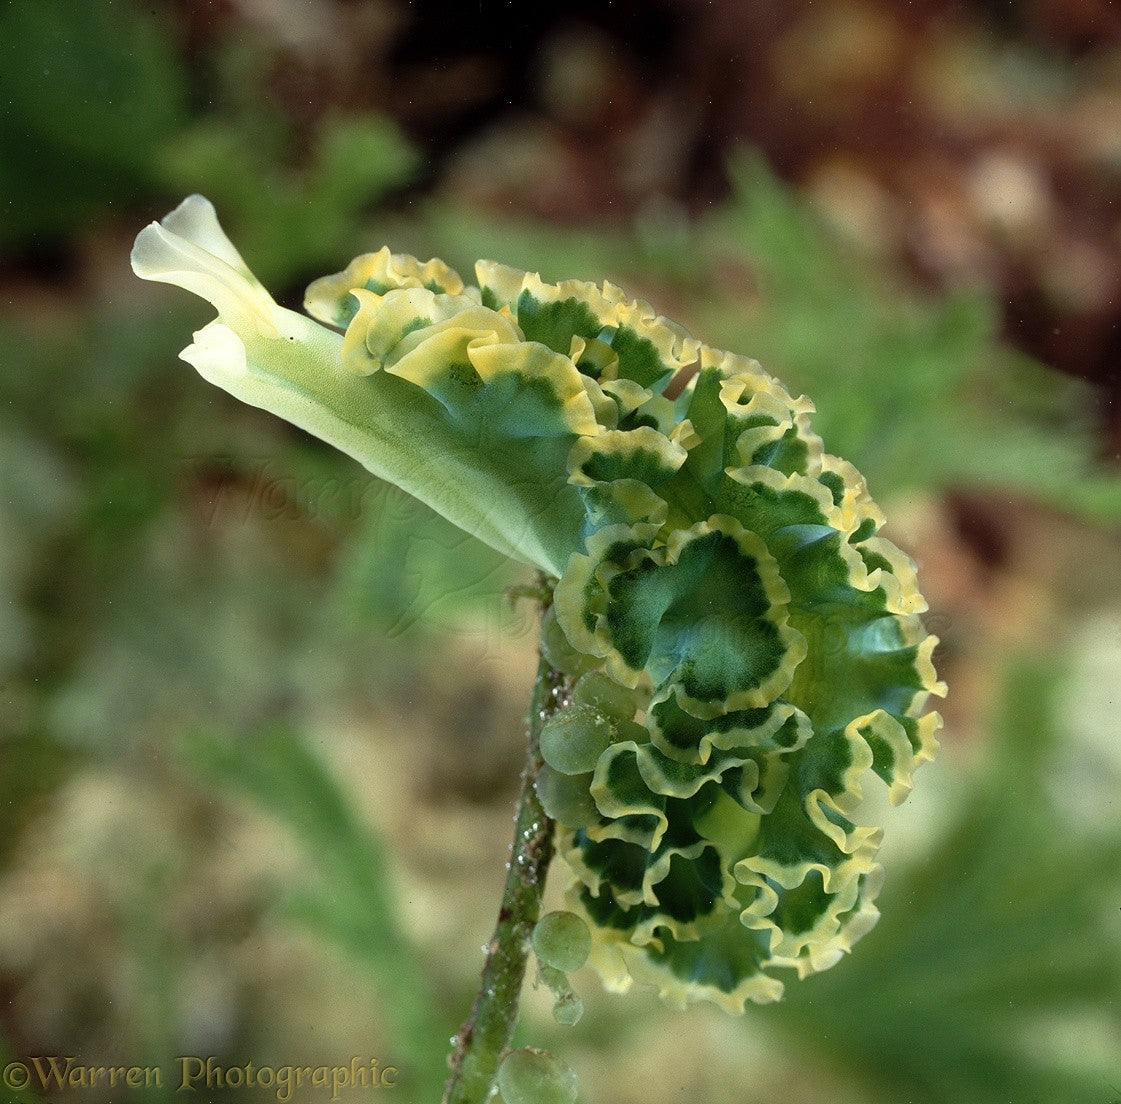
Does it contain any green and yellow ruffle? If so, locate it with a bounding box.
[133,195,945,1011]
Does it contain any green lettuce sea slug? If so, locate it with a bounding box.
[133,195,945,1012]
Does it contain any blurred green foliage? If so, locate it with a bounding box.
[0,0,186,249]
[181,724,447,1101]
[699,155,1121,519]
[1,3,1119,1102]
[770,656,1121,1104]
[158,113,418,288]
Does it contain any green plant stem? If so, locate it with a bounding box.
[442,633,567,1104]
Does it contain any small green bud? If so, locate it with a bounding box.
[497,1048,578,1104]
[570,670,636,722]
[540,605,599,678]
[536,765,600,828]
[533,910,592,973]
[540,705,614,775]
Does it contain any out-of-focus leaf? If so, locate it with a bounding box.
[697,153,1121,521]
[117,862,182,1104]
[179,724,447,1101]
[766,656,1121,1104]
[0,0,186,247]
[0,735,78,867]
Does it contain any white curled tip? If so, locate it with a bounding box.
[179,319,250,390]
[131,194,280,337]
[161,194,259,275]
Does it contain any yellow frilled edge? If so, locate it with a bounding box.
[306,246,946,1012]
[133,200,944,1013]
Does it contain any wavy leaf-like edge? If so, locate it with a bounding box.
[555,515,809,719]
[134,201,943,1013]
[476,261,700,390]
[305,246,468,328]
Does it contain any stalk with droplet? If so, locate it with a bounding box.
[443,592,567,1104]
